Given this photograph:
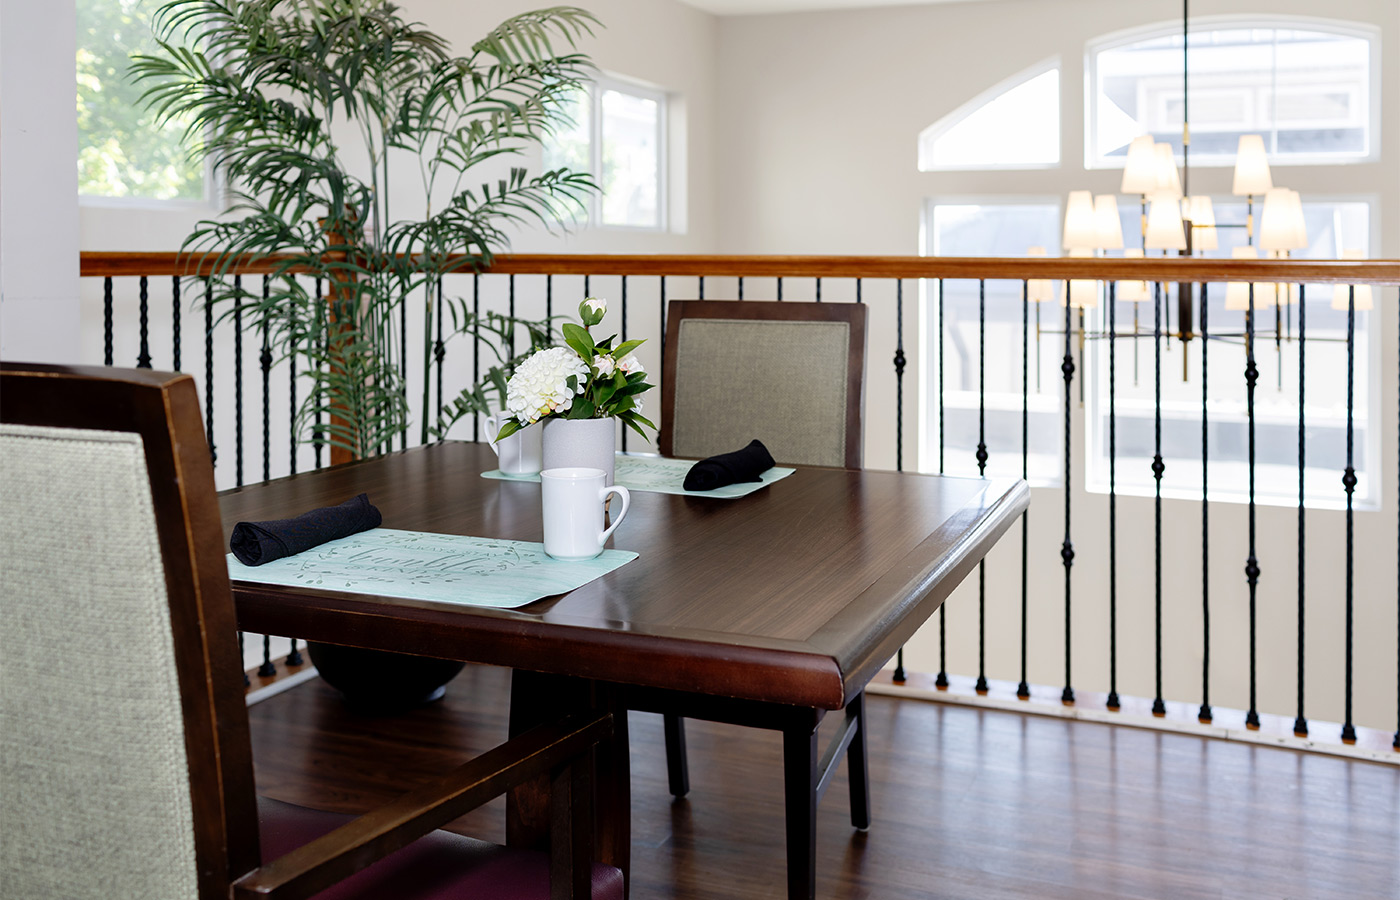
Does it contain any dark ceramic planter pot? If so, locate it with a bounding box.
[306,642,465,714]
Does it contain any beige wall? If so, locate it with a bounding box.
[712,0,1400,730]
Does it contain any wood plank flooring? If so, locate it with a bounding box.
[247,663,1400,899]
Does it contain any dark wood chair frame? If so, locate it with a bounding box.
[1,363,618,900]
[652,300,872,897]
[658,299,866,470]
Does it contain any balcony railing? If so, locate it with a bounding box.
[78,251,1400,759]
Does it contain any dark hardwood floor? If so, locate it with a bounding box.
[247,664,1400,899]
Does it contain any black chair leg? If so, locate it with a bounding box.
[783,723,819,900]
[663,713,690,798]
[846,691,871,830]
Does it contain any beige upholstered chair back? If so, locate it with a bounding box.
[0,365,258,900]
[1,425,199,899]
[660,301,866,468]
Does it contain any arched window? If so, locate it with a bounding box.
[1088,18,1379,167]
[917,61,1059,171]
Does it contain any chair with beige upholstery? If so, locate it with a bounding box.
[0,363,623,900]
[653,298,873,829]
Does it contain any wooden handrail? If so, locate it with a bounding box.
[79,251,1400,285]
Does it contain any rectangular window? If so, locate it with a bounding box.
[77,0,208,203]
[1085,199,1377,509]
[543,77,666,230]
[925,200,1064,485]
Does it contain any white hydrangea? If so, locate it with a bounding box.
[595,355,616,377]
[619,353,644,375]
[504,346,590,424]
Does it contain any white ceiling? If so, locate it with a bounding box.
[679,0,993,16]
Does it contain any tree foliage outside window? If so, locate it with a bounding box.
[77,0,205,201]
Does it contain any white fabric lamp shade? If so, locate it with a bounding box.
[1063,191,1098,250]
[1118,247,1149,302]
[1144,193,1186,250]
[1232,135,1273,196]
[1152,144,1183,199]
[1026,246,1054,303]
[1259,188,1308,251]
[1060,248,1098,308]
[1332,248,1374,311]
[1224,245,1276,310]
[1093,194,1124,250]
[1121,135,1159,194]
[1184,196,1218,251]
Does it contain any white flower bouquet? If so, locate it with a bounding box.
[495,298,656,441]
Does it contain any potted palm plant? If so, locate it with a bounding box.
[134,0,601,709]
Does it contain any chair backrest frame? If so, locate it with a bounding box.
[658,300,867,469]
[1,363,259,899]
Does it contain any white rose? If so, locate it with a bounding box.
[504,346,590,424]
[619,353,644,375]
[584,297,607,316]
[596,355,616,377]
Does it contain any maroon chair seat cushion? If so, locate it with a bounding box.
[257,796,623,900]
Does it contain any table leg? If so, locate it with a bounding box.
[508,669,631,897]
[783,722,819,900]
[663,713,690,797]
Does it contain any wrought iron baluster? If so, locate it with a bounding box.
[234,275,244,487]
[815,277,821,303]
[698,275,704,300]
[1018,279,1030,700]
[1061,283,1075,706]
[856,278,862,304]
[975,279,988,696]
[1244,288,1260,729]
[1199,283,1211,722]
[289,286,297,478]
[621,275,629,453]
[1109,281,1120,711]
[738,276,745,301]
[400,271,408,452]
[472,274,480,443]
[435,278,445,438]
[313,277,323,470]
[203,278,216,469]
[893,279,907,685]
[103,277,114,366]
[659,276,667,392]
[1294,285,1307,736]
[420,280,433,447]
[137,276,152,368]
[1152,281,1165,717]
[1341,285,1356,744]
[777,277,783,302]
[1395,285,1399,752]
[582,274,588,306]
[261,275,272,482]
[171,276,181,371]
[258,634,275,678]
[936,278,948,690]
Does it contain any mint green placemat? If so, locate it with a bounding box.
[226,528,636,609]
[483,453,795,498]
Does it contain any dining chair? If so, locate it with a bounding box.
[0,362,624,900]
[654,300,872,828]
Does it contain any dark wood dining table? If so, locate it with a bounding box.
[221,441,1028,899]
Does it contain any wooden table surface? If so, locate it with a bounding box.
[222,442,1028,711]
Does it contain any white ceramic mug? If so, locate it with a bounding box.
[540,467,631,561]
[485,413,542,477]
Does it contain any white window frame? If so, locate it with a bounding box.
[916,57,1062,173]
[568,74,669,233]
[1085,14,1382,170]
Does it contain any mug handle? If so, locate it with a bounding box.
[484,414,501,457]
[597,485,631,548]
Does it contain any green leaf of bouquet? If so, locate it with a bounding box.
[611,339,644,359]
[568,398,595,419]
[561,322,595,357]
[594,378,617,408]
[496,419,522,441]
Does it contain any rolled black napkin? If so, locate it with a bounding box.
[683,439,777,492]
[230,493,382,566]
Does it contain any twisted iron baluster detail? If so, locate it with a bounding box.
[1061,285,1074,706]
[103,277,114,366]
[137,276,152,368]
[258,634,276,678]
[171,276,181,372]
